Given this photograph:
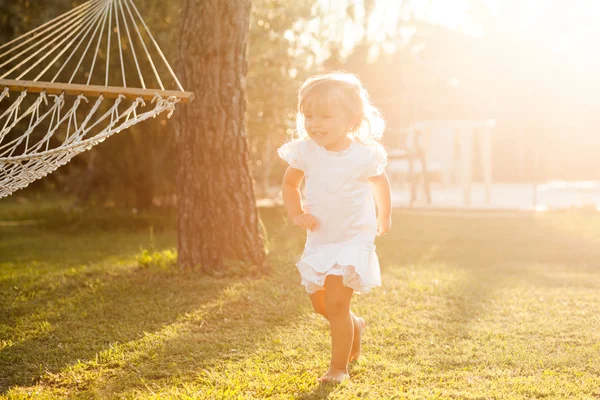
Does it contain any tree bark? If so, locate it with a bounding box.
[176,0,266,272]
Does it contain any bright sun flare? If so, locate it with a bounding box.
[337,0,600,52]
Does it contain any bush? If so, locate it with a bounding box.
[136,248,177,270]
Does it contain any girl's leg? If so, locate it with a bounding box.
[349,316,365,363]
[310,287,365,363]
[309,290,328,317]
[318,275,354,382]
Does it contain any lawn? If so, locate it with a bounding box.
[1,196,600,399]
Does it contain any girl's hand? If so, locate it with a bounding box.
[376,215,391,237]
[292,213,319,231]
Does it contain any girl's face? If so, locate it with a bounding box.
[302,101,354,151]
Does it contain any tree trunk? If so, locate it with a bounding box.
[176,0,266,272]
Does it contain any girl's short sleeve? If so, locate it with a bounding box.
[367,143,388,177]
[277,140,305,171]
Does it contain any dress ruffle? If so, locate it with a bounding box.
[296,242,381,294]
[277,141,305,171]
[367,142,388,177]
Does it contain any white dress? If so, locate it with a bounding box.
[278,139,388,294]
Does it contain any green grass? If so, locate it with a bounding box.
[1,196,600,399]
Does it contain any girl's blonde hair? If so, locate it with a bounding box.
[294,72,385,143]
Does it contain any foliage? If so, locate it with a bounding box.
[136,225,177,270]
[1,0,322,204]
[4,0,599,205]
[247,0,317,197]
[0,0,428,204]
[0,1,180,208]
[57,0,181,209]
[136,248,177,270]
[2,200,600,397]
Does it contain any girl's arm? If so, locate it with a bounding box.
[282,166,319,231]
[368,171,392,236]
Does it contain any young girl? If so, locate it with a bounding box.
[278,72,392,382]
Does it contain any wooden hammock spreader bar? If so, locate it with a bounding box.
[0,78,194,103]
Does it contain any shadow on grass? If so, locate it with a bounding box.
[0,226,176,344]
[1,259,313,396]
[84,271,313,398]
[296,381,337,400]
[83,213,318,397]
[0,265,233,392]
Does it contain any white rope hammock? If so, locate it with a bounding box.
[0,0,193,198]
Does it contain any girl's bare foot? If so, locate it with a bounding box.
[317,367,349,383]
[349,317,365,363]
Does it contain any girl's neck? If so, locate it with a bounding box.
[324,136,352,152]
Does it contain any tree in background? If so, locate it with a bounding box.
[176,0,266,272]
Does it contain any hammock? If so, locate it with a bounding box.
[0,0,193,198]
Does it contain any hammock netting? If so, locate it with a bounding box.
[0,0,192,198]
